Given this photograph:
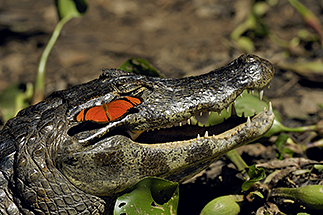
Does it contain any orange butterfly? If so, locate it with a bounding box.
[76,96,142,123]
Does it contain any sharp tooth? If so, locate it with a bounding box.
[233,100,236,106]
[240,94,243,98]
[209,111,211,115]
[231,104,237,116]
[259,90,264,100]
[126,130,144,140]
[268,85,270,89]
[213,134,216,138]
[187,118,191,125]
[179,122,182,126]
[197,134,201,140]
[246,116,251,127]
[200,112,203,117]
[251,90,254,95]
[157,128,160,130]
[204,131,209,137]
[226,106,230,113]
[268,102,273,115]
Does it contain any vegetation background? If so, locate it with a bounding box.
[1,0,323,214]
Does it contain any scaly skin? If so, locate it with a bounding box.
[0,54,274,214]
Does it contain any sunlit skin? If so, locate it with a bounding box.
[0,54,275,214]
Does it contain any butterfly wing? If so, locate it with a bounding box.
[76,96,142,123]
[104,98,136,121]
[76,106,109,123]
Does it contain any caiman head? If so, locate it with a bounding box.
[2,54,275,214]
[57,54,275,194]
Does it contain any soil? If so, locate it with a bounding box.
[1,0,323,214]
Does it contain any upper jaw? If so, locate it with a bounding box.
[125,54,274,133]
[124,76,273,141]
[69,93,273,147]
[127,99,274,144]
[69,54,275,145]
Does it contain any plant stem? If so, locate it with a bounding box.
[32,16,71,104]
[226,149,248,171]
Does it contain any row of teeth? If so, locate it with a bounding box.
[149,89,266,132]
[195,118,250,139]
[195,101,272,141]
[185,101,272,141]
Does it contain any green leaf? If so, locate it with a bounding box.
[235,36,255,53]
[241,164,266,191]
[249,190,264,199]
[114,177,179,215]
[200,89,316,138]
[0,83,33,122]
[278,60,323,82]
[275,134,290,160]
[205,90,268,127]
[314,164,323,172]
[272,185,323,210]
[118,58,164,77]
[200,195,242,215]
[55,0,88,20]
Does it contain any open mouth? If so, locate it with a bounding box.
[132,106,251,144]
[117,89,272,144]
[69,89,273,145]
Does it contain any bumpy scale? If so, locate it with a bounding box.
[0,54,275,214]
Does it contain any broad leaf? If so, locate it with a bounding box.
[118,58,163,77]
[205,90,269,126]
[200,195,242,215]
[114,177,179,215]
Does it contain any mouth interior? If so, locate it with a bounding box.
[68,90,268,145]
[134,114,248,144]
[68,108,249,144]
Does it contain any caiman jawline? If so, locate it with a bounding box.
[70,89,271,145]
[125,94,272,144]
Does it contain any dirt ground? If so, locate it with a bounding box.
[1,0,323,214]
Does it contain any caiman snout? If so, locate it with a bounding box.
[57,54,275,197]
[238,54,275,90]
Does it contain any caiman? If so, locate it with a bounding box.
[0,54,275,214]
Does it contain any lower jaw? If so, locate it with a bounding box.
[129,102,273,145]
[134,115,248,144]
